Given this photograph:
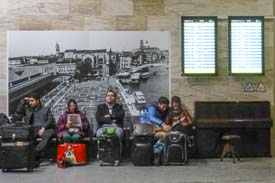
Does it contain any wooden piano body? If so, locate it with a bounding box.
[195,101,273,157]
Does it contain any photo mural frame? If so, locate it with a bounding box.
[7,31,170,124]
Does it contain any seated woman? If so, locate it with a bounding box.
[169,96,192,135]
[57,99,89,143]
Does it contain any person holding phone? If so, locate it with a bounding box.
[140,96,171,140]
[169,96,192,134]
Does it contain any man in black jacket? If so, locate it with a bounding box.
[15,93,56,166]
[95,90,125,138]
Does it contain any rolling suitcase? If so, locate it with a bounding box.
[132,135,154,166]
[132,122,155,166]
[97,134,121,166]
[164,131,188,165]
[0,124,35,172]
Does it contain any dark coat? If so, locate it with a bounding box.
[15,99,55,130]
[95,103,125,128]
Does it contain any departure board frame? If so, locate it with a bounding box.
[228,16,264,76]
[181,16,218,76]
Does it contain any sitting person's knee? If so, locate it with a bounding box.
[62,133,71,142]
[62,133,82,143]
[155,131,167,141]
[72,134,82,143]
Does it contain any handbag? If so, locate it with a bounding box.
[57,157,71,168]
[57,143,87,167]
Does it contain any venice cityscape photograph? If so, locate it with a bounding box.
[8,31,170,127]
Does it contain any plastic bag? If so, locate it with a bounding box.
[103,127,116,136]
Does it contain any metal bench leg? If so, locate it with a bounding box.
[230,144,236,163]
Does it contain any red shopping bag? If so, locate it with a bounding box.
[57,143,87,165]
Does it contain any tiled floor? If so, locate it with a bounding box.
[1,158,275,183]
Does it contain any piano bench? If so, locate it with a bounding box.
[220,134,241,163]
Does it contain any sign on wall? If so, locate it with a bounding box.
[181,16,217,76]
[229,16,264,75]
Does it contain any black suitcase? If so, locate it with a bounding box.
[164,131,188,165]
[132,135,154,166]
[0,124,35,172]
[97,135,121,166]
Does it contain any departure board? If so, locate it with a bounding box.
[182,17,217,75]
[229,17,264,75]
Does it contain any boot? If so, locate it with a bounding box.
[154,153,160,166]
[34,151,41,168]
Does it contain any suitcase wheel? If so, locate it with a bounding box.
[27,167,33,172]
[114,161,119,166]
[99,161,103,166]
[2,168,7,173]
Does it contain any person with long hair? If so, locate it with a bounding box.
[57,99,89,143]
[169,96,192,133]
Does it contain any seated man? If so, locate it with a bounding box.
[14,92,56,166]
[140,96,171,140]
[95,90,125,139]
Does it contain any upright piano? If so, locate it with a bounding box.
[195,101,273,158]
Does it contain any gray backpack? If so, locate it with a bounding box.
[0,113,10,126]
[133,123,155,136]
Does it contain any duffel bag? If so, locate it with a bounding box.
[0,124,34,142]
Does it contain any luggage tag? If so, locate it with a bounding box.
[16,142,24,146]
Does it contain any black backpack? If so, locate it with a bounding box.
[0,113,10,127]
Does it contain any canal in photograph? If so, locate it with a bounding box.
[122,65,169,106]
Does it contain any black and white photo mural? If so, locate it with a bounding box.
[8,31,170,125]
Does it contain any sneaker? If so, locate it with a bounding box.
[154,154,160,166]
[187,136,195,148]
[34,154,41,168]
